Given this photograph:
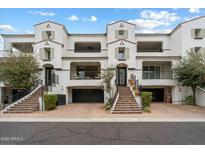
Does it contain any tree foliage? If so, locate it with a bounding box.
[173,51,205,105]
[0,54,40,89]
[101,67,115,99]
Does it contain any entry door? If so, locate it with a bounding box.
[45,67,54,86]
[117,67,127,86]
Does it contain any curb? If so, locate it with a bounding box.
[0,118,205,122]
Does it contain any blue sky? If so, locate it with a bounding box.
[0,8,204,34]
[0,8,204,50]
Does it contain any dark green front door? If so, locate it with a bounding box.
[45,67,54,86]
[117,67,127,86]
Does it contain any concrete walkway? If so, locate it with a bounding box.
[0,103,205,120]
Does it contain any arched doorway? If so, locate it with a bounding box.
[116,63,127,86]
[43,64,54,86]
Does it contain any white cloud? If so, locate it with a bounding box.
[183,16,199,21]
[0,36,3,50]
[67,15,79,21]
[25,30,33,34]
[28,11,55,16]
[189,8,200,14]
[128,19,170,30]
[88,16,98,22]
[0,24,17,32]
[136,28,172,34]
[140,10,181,22]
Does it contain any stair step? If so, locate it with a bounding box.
[3,110,34,114]
[116,102,136,104]
[112,86,142,114]
[115,105,139,107]
[112,111,142,114]
[117,100,136,102]
[15,104,38,107]
[10,106,38,110]
[114,108,141,111]
[3,87,42,114]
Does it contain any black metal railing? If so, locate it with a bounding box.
[112,79,119,107]
[142,71,173,79]
[2,79,42,109]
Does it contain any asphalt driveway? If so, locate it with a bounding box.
[1,103,205,118]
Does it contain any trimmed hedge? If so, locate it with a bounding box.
[184,95,193,105]
[44,94,57,111]
[141,92,152,110]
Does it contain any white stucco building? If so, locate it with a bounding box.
[1,16,205,107]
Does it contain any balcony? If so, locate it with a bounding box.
[136,41,176,57]
[141,61,175,86]
[137,41,163,53]
[75,42,101,53]
[70,62,101,80]
[1,42,34,57]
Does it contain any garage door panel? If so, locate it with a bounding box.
[72,89,104,103]
[141,88,164,102]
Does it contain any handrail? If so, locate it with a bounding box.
[2,79,43,109]
[111,79,119,111]
[196,86,205,92]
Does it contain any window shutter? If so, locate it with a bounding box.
[191,29,195,38]
[125,48,129,59]
[55,74,59,84]
[201,47,205,58]
[51,31,55,39]
[51,48,54,59]
[115,30,119,39]
[115,48,118,59]
[124,30,128,39]
[39,48,44,60]
[201,29,205,37]
[42,31,46,40]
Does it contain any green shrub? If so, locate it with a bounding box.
[143,106,151,113]
[105,98,113,110]
[184,95,193,105]
[44,94,57,111]
[141,92,152,110]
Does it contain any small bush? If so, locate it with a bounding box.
[184,95,193,105]
[105,98,113,110]
[143,106,151,113]
[141,92,152,110]
[44,94,57,111]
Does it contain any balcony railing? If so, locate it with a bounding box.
[71,70,101,80]
[142,71,172,79]
[71,76,101,80]
[137,49,163,52]
[74,49,101,53]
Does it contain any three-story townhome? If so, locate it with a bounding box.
[1,16,205,113]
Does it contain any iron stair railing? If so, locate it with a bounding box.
[2,79,43,109]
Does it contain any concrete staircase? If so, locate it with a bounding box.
[3,87,43,114]
[112,86,142,114]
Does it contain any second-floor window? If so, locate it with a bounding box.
[74,42,101,53]
[118,47,125,60]
[191,29,205,39]
[42,31,55,40]
[45,48,51,60]
[115,47,129,60]
[40,48,54,61]
[137,41,163,52]
[143,66,160,79]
